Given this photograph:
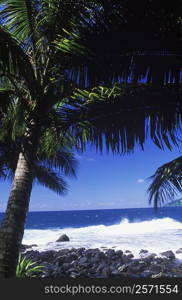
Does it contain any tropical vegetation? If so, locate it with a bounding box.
[148,156,182,207]
[0,0,181,278]
[16,255,44,278]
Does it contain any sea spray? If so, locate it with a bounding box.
[23,217,182,258]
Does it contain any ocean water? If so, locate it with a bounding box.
[1,207,182,258]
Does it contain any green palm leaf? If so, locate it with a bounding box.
[34,165,68,195]
[0,26,38,98]
[148,156,182,207]
[40,150,78,178]
[0,0,36,43]
[55,83,181,153]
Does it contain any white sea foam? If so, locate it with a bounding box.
[22,217,182,258]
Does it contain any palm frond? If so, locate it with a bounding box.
[0,87,16,113]
[33,165,68,195]
[148,156,182,207]
[0,0,37,44]
[40,150,78,178]
[55,1,182,86]
[55,83,182,153]
[0,26,38,98]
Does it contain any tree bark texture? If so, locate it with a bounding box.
[0,121,40,278]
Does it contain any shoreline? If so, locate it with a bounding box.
[22,245,182,278]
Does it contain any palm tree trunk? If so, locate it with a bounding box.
[0,121,40,278]
[0,152,34,278]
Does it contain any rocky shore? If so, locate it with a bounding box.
[21,246,182,278]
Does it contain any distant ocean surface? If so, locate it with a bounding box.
[1,207,182,258]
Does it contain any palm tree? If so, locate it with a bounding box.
[0,80,77,195]
[0,0,181,278]
[148,156,182,208]
[0,141,78,196]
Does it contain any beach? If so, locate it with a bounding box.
[21,245,182,278]
[13,207,182,278]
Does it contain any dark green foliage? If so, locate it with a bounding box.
[148,156,182,208]
[16,255,44,278]
[0,0,182,204]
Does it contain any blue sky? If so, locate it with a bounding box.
[0,138,181,212]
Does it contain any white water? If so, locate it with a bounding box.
[23,217,182,258]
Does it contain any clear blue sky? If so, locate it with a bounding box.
[0,137,182,212]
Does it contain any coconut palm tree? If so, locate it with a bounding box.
[148,156,182,208]
[0,0,181,278]
[0,140,78,196]
[0,78,77,195]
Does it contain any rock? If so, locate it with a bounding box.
[111,270,122,276]
[91,252,105,263]
[39,250,55,262]
[105,249,116,259]
[62,263,70,270]
[102,266,110,277]
[129,264,146,273]
[141,253,157,264]
[84,249,93,259]
[54,255,68,264]
[125,250,132,254]
[115,250,123,257]
[66,253,78,262]
[146,253,157,260]
[140,270,153,278]
[139,249,149,255]
[96,262,107,272]
[76,248,85,255]
[78,257,88,265]
[151,272,167,278]
[20,244,38,252]
[160,250,175,260]
[56,234,69,242]
[70,272,80,278]
[149,264,162,273]
[18,246,182,278]
[176,248,182,254]
[118,264,129,272]
[122,253,134,263]
[25,250,41,261]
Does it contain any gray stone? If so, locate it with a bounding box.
[151,272,163,278]
[77,248,86,254]
[84,250,93,259]
[111,270,122,276]
[40,250,55,262]
[70,272,80,278]
[118,264,128,272]
[20,244,38,252]
[149,264,162,273]
[66,253,78,262]
[176,248,182,254]
[62,263,70,270]
[106,249,116,259]
[115,250,123,257]
[96,262,107,272]
[78,257,88,265]
[56,234,70,242]
[67,267,78,272]
[125,250,132,254]
[91,252,105,263]
[122,253,134,263]
[146,253,157,260]
[140,270,153,278]
[160,250,175,259]
[129,264,146,273]
[102,267,110,277]
[139,249,149,255]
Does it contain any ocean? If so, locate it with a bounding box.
[1,207,182,258]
